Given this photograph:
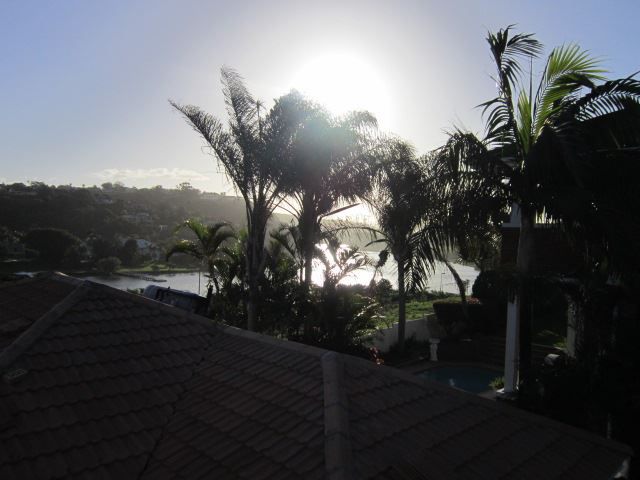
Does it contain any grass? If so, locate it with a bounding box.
[533,329,566,349]
[378,294,460,326]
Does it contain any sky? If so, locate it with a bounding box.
[1,0,639,193]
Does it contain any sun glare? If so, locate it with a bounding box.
[290,53,392,123]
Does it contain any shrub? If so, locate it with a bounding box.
[96,256,121,275]
[24,228,81,263]
[489,376,504,390]
[432,299,485,337]
[292,286,381,357]
[383,335,429,365]
[371,278,393,305]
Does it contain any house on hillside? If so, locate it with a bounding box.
[0,273,631,479]
[121,211,153,225]
[134,238,160,260]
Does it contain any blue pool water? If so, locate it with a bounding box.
[419,366,502,394]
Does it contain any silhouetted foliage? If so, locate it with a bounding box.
[23,228,81,264]
[118,238,139,267]
[440,25,640,383]
[364,139,450,350]
[172,68,304,331]
[96,256,121,275]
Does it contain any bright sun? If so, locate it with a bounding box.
[290,53,392,123]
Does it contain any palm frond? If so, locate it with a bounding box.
[483,26,542,154]
[533,44,606,136]
[165,240,203,262]
[487,25,543,88]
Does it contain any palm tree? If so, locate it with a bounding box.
[441,26,640,383]
[270,224,304,283]
[165,218,235,294]
[316,233,371,291]
[365,140,449,350]
[277,91,378,288]
[171,68,299,331]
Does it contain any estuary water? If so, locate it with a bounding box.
[81,252,478,296]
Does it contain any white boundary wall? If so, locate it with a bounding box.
[368,314,438,352]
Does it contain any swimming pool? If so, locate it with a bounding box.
[419,365,502,394]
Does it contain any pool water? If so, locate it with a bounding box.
[419,366,502,394]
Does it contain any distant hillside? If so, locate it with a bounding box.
[0,182,292,248]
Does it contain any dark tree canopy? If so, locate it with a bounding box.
[23,228,81,263]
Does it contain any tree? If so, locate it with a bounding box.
[365,140,449,350]
[270,224,305,283]
[172,68,297,331]
[23,228,81,264]
[96,256,121,275]
[118,238,138,267]
[441,26,640,383]
[87,234,118,263]
[277,91,378,289]
[166,219,235,294]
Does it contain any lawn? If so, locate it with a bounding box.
[378,294,460,326]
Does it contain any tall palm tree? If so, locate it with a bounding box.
[365,140,449,350]
[171,68,299,331]
[165,219,235,294]
[441,26,640,382]
[277,91,378,288]
[270,224,305,283]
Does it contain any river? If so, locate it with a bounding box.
[80,253,478,296]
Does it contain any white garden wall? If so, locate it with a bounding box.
[368,314,439,352]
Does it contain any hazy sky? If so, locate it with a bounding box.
[2,0,639,192]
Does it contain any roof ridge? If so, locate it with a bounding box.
[0,281,90,371]
[221,325,327,358]
[82,278,328,358]
[0,274,43,291]
[47,271,85,286]
[322,351,353,480]
[0,271,83,291]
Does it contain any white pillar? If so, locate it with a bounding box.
[503,296,520,393]
[501,202,521,395]
[565,296,577,358]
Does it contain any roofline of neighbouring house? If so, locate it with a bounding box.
[2,272,633,468]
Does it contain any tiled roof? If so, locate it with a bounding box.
[0,275,77,351]
[0,274,632,479]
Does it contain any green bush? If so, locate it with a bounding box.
[432,300,485,337]
[489,376,504,390]
[384,336,430,365]
[96,256,121,275]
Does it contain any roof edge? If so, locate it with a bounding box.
[341,353,633,457]
[0,281,90,371]
[323,351,353,480]
[72,277,327,360]
[221,325,327,358]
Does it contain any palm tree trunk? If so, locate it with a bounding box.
[246,221,266,332]
[397,260,406,351]
[247,281,258,332]
[301,193,316,287]
[516,207,536,385]
[301,193,316,338]
[443,260,468,319]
